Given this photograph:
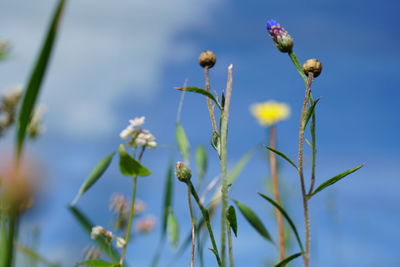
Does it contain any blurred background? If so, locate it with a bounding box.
[0,0,399,266]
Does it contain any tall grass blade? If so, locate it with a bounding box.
[258,193,304,252]
[176,123,190,162]
[16,0,67,156]
[71,152,115,205]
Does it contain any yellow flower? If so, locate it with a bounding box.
[250,101,290,126]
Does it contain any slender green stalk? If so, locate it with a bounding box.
[219,64,233,267]
[119,147,145,265]
[288,51,307,85]
[308,110,317,196]
[188,187,195,267]
[2,212,18,267]
[226,220,234,267]
[204,67,218,134]
[187,181,221,266]
[119,175,137,265]
[297,74,314,267]
[269,126,285,261]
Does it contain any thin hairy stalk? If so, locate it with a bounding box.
[269,126,285,261]
[219,64,233,267]
[297,74,314,267]
[226,220,234,267]
[188,187,195,267]
[119,147,145,265]
[188,181,221,266]
[204,67,218,134]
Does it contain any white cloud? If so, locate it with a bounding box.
[0,0,223,138]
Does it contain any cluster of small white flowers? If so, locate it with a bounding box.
[90,225,112,240]
[135,130,157,148]
[115,237,127,248]
[119,116,157,149]
[90,226,126,248]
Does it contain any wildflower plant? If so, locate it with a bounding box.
[257,19,364,266]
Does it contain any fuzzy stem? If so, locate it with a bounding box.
[119,147,145,265]
[297,74,314,267]
[227,220,234,267]
[188,186,196,267]
[219,64,233,267]
[188,181,222,266]
[269,126,285,261]
[204,67,218,134]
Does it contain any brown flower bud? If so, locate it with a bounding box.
[198,50,216,69]
[302,58,322,78]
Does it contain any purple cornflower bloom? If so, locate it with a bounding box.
[265,19,293,53]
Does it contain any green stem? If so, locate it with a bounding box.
[3,211,18,267]
[204,67,218,134]
[188,187,195,267]
[288,51,307,85]
[226,220,234,267]
[297,74,314,267]
[219,64,233,267]
[188,181,221,266]
[308,110,317,196]
[119,175,137,265]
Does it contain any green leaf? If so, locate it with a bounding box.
[167,211,179,248]
[71,152,115,205]
[118,145,151,177]
[258,193,303,252]
[234,200,273,242]
[16,243,59,267]
[226,206,237,237]
[303,98,320,130]
[161,163,174,236]
[310,164,364,197]
[16,0,67,155]
[176,87,222,110]
[274,252,303,267]
[265,146,298,171]
[78,259,118,267]
[68,207,123,265]
[176,123,190,162]
[195,146,207,185]
[227,149,254,185]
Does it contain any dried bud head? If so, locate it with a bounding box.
[303,58,322,78]
[198,50,216,69]
[175,161,192,183]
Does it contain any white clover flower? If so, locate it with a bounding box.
[135,130,157,149]
[120,116,157,148]
[90,225,113,243]
[120,125,134,139]
[129,116,145,127]
[120,116,145,139]
[90,226,104,239]
[115,237,127,248]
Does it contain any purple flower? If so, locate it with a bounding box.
[265,19,293,53]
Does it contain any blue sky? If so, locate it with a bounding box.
[1,0,400,266]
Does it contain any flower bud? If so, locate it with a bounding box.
[265,19,293,53]
[198,50,216,69]
[175,161,192,183]
[302,58,322,78]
